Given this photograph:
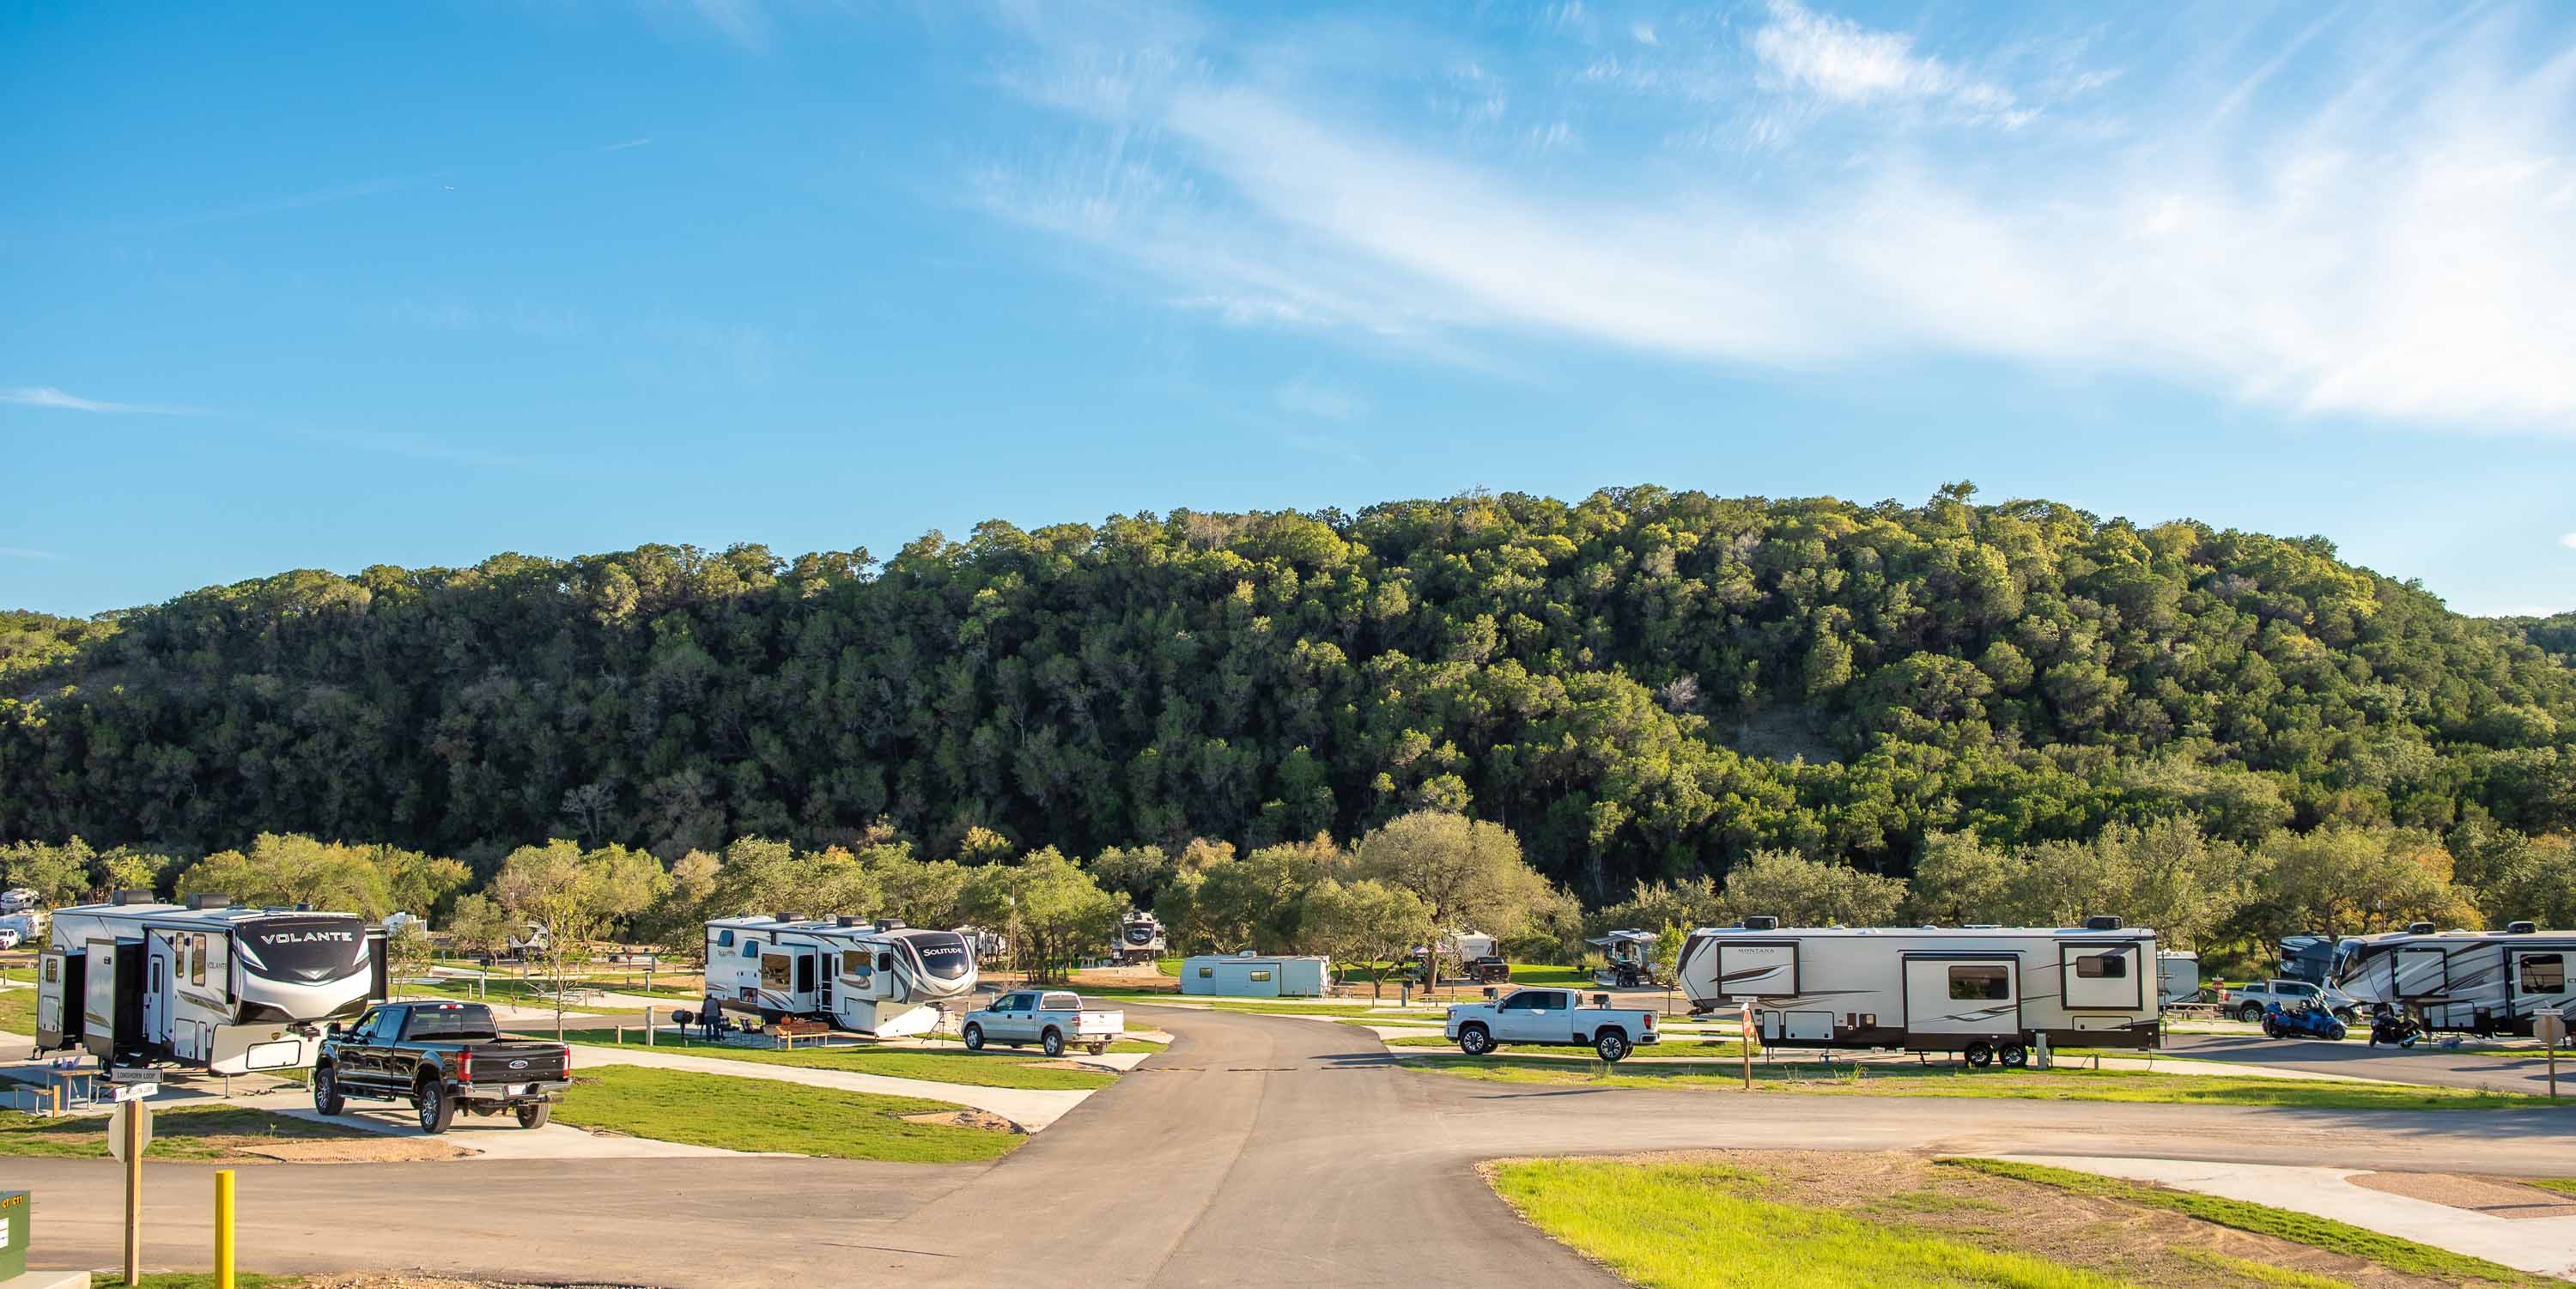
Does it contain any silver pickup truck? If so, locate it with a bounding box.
[963,989,1124,1057]
[1443,987,1660,1061]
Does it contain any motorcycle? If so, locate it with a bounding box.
[2367,1006,2421,1049]
[2263,999,2348,1042]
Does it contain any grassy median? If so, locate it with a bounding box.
[0,1105,380,1161]
[1405,1054,2566,1110]
[552,1065,1023,1162]
[551,1030,1115,1090]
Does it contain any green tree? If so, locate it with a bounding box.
[1719,850,1906,926]
[0,838,94,905]
[963,848,1118,984]
[1297,878,1432,999]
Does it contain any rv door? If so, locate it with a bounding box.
[1904,957,2020,1037]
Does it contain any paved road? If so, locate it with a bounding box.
[16,1005,2575,1287]
[2160,1032,2573,1095]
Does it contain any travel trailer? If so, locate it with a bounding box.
[1179,952,1331,998]
[1114,911,1166,964]
[2156,950,2202,1007]
[701,915,979,1037]
[951,924,1009,964]
[35,891,386,1073]
[2329,921,2576,1037]
[1676,916,2161,1066]
[1589,929,1660,988]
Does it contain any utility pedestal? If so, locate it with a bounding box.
[1,1189,94,1289]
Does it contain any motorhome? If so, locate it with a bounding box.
[1114,911,1166,964]
[2329,921,2576,1037]
[1676,916,2161,1066]
[1,888,40,914]
[701,915,979,1037]
[1589,929,1659,988]
[35,891,386,1073]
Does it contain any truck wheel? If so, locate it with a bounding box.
[1594,1031,1631,1062]
[1042,1029,1066,1058]
[963,1024,984,1051]
[1964,1042,1996,1068]
[1998,1043,2028,1068]
[415,1078,456,1134]
[313,1065,347,1116]
[1458,1024,1493,1056]
[1087,1043,1106,1056]
[2238,1003,2264,1024]
[515,1101,551,1129]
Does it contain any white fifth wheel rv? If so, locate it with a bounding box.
[2329,921,2576,1037]
[36,891,386,1074]
[701,914,978,1037]
[1113,910,1166,964]
[1676,915,2161,1066]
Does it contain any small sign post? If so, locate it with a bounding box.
[1740,1001,1753,1091]
[108,1097,153,1285]
[2537,1013,2567,1098]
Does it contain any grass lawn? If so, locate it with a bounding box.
[1944,1158,2554,1286]
[1403,1054,2568,1110]
[0,982,34,1033]
[1491,1157,2125,1288]
[2524,1178,2576,1199]
[553,1065,1023,1162]
[550,1029,1115,1090]
[0,1105,380,1161]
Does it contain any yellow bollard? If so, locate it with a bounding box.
[215,1168,235,1289]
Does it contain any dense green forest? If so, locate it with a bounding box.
[3,485,2570,905]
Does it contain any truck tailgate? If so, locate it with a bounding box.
[1076,1010,1123,1036]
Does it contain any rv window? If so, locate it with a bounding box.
[2074,953,2127,979]
[878,952,895,972]
[742,941,759,958]
[761,953,792,988]
[1947,965,2010,1001]
[1197,967,1213,978]
[1249,970,1272,982]
[191,934,205,986]
[843,950,869,976]
[43,957,58,983]
[2521,955,2566,993]
[717,929,735,948]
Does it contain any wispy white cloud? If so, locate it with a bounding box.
[2559,532,2576,549]
[973,1,2576,435]
[1,386,205,416]
[601,137,654,152]
[0,547,67,562]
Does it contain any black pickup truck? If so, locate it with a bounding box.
[313,1001,571,1134]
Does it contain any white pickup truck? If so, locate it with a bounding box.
[963,988,1125,1057]
[1444,987,1660,1061]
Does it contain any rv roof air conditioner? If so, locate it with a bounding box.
[112,888,153,905]
[2406,921,2438,935]
[185,893,231,910]
[874,919,906,932]
[2506,921,2538,934]
[1741,915,1780,931]
[835,915,863,927]
[2083,915,2123,931]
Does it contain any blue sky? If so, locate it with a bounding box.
[4,0,2573,617]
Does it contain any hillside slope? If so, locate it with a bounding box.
[3,485,2568,898]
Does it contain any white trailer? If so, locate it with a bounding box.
[1113,911,1166,964]
[2330,921,2576,1037]
[2155,950,2202,1007]
[702,914,979,1037]
[1676,916,2161,1066]
[1589,929,1659,988]
[1179,953,1330,998]
[36,891,386,1074]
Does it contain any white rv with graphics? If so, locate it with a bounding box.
[701,914,978,1037]
[2329,921,2576,1037]
[36,891,386,1073]
[1676,915,2161,1067]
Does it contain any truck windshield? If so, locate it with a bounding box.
[404,1006,500,1042]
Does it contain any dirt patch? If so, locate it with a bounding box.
[899,1108,1023,1134]
[1554,1149,2457,1289]
[2349,1172,2576,1220]
[234,1136,472,1164]
[308,1274,647,1288]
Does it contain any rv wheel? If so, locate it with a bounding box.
[1458,1024,1493,1056]
[1998,1043,2028,1068]
[1964,1042,1996,1068]
[1042,1028,1066,1058]
[963,1024,985,1051]
[515,1101,551,1130]
[313,1066,347,1116]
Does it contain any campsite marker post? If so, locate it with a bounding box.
[1739,1002,1753,1091]
[2537,1014,2567,1098]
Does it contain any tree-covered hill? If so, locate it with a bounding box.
[3,485,2568,901]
